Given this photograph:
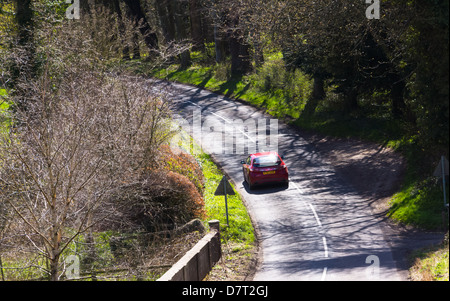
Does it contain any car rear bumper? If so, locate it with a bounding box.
[250,174,289,186]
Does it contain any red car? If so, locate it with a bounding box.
[241,152,289,190]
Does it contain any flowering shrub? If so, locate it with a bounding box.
[158,144,205,195]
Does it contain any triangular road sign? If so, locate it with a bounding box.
[214,176,235,196]
[433,156,449,178]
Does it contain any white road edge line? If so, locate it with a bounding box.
[321,267,328,281]
[290,181,304,194]
[291,181,323,227]
[186,100,202,108]
[322,237,328,258]
[308,203,322,227]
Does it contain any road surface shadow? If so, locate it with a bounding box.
[241,181,289,195]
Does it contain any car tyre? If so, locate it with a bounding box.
[248,181,254,190]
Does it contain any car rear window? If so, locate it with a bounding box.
[253,155,280,167]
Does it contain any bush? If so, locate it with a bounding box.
[249,57,312,118]
[106,170,205,232]
[158,144,205,195]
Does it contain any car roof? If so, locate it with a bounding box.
[250,151,280,158]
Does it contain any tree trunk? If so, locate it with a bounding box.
[346,88,359,111]
[156,0,176,43]
[189,0,205,51]
[214,25,226,63]
[254,41,264,69]
[173,0,191,69]
[16,0,33,46]
[49,253,61,281]
[228,16,251,75]
[391,77,406,119]
[312,75,325,100]
[0,255,5,281]
[229,35,251,75]
[14,0,35,109]
[123,0,158,53]
[252,32,264,69]
[111,0,133,60]
[211,4,227,63]
[80,0,90,13]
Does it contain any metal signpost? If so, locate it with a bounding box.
[434,156,449,229]
[433,156,449,208]
[214,176,235,226]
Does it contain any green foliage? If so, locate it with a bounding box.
[152,53,313,120]
[0,88,11,134]
[249,55,312,118]
[0,255,48,280]
[34,0,71,23]
[389,177,447,229]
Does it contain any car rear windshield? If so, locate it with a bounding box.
[253,155,280,167]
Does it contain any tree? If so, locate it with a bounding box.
[155,0,176,44]
[205,0,252,74]
[403,0,449,147]
[189,0,205,51]
[15,0,32,41]
[173,0,192,69]
[122,0,159,55]
[12,0,35,109]
[0,12,174,281]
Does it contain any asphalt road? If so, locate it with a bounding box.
[152,79,405,281]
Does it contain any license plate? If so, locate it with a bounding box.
[263,171,276,175]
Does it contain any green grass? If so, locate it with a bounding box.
[388,163,449,230]
[150,51,312,120]
[0,88,9,108]
[197,151,255,244]
[410,234,449,281]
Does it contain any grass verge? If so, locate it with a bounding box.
[198,151,255,244]
[149,51,312,120]
[409,233,449,281]
[180,136,257,280]
[197,151,258,280]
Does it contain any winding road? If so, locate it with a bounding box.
[152,79,406,281]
